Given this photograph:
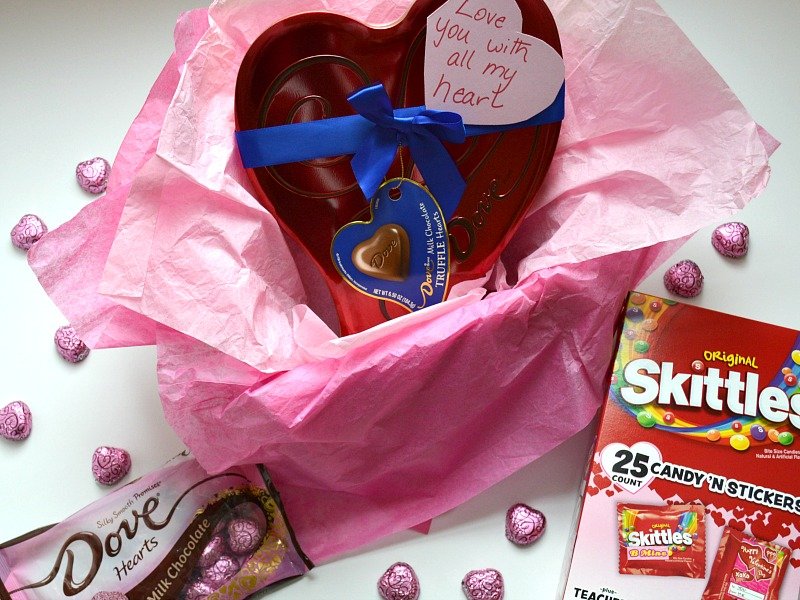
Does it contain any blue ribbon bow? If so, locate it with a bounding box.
[347,83,466,215]
[235,82,565,218]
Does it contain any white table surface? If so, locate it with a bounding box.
[1,1,797,599]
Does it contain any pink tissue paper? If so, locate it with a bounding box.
[28,0,777,562]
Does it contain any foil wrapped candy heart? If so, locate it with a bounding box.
[663,259,703,298]
[76,156,111,194]
[54,325,90,363]
[184,580,214,600]
[197,534,227,568]
[462,568,504,600]
[0,401,32,441]
[711,221,749,258]
[378,562,421,600]
[227,516,264,554]
[201,554,240,588]
[10,214,47,251]
[505,502,546,545]
[234,0,562,334]
[92,446,131,485]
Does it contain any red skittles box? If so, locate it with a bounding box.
[560,292,800,600]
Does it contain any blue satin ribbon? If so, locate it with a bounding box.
[347,84,466,216]
[236,82,565,218]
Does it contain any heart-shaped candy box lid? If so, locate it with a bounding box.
[235,0,561,335]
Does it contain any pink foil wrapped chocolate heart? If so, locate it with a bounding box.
[91,593,128,600]
[10,214,47,251]
[505,503,546,546]
[76,156,110,194]
[201,554,239,588]
[461,568,504,600]
[54,325,90,363]
[378,562,421,600]
[0,401,32,441]
[184,580,214,600]
[92,446,131,485]
[663,259,703,298]
[197,534,227,568]
[227,517,263,554]
[711,221,749,258]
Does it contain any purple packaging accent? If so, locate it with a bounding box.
[0,454,312,599]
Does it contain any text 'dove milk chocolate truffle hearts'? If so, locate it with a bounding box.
[711,221,749,258]
[54,325,90,363]
[663,259,703,298]
[505,503,546,546]
[10,214,47,251]
[0,401,32,441]
[76,157,110,194]
[378,562,421,600]
[462,568,504,600]
[92,446,131,485]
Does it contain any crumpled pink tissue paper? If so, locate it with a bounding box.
[28,0,778,561]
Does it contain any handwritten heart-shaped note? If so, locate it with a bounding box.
[425,0,564,124]
[599,441,662,495]
[352,224,410,282]
[332,180,449,313]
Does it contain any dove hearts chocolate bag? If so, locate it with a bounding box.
[0,455,311,600]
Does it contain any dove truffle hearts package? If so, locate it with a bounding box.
[560,292,800,600]
[0,455,312,599]
[234,0,565,334]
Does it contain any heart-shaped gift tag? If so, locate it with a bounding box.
[235,0,561,335]
[332,179,449,311]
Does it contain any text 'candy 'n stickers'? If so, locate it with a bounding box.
[332,179,450,313]
[425,0,564,125]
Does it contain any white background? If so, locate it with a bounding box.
[0,1,798,599]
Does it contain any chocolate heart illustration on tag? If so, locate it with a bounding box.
[332,179,449,312]
[352,224,410,282]
[235,0,562,334]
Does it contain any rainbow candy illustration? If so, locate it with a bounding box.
[609,294,798,450]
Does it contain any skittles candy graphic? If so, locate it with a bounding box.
[609,292,799,452]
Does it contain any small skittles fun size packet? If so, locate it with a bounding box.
[618,503,705,578]
[703,527,789,600]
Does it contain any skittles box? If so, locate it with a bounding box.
[560,292,800,600]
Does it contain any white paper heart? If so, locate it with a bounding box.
[599,441,662,494]
[425,0,564,125]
